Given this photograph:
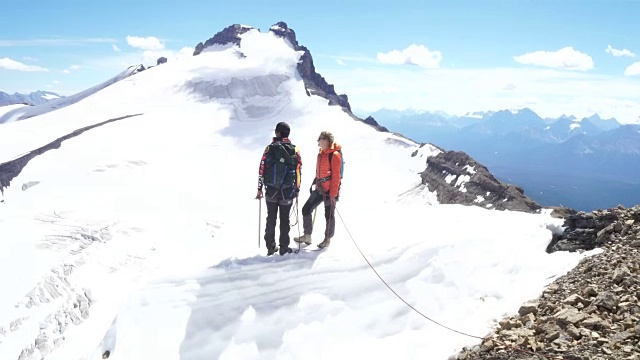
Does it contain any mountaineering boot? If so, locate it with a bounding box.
[293,234,312,245]
[267,246,279,256]
[279,247,293,256]
[317,238,331,249]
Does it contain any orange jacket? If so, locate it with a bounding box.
[315,143,342,197]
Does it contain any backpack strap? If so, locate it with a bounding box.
[317,152,333,184]
[270,141,296,165]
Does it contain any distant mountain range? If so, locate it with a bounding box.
[0,91,64,106]
[360,108,640,211]
[0,65,144,124]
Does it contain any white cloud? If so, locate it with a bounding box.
[0,57,48,72]
[73,46,194,76]
[624,62,640,76]
[606,45,636,58]
[61,65,81,74]
[126,36,165,50]
[176,47,194,59]
[317,54,379,64]
[141,50,166,65]
[503,83,516,91]
[513,47,594,71]
[336,59,346,66]
[377,44,442,68]
[112,44,121,52]
[139,46,194,67]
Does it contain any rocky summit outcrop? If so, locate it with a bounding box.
[455,205,640,360]
[268,21,352,112]
[363,115,389,132]
[419,150,541,213]
[191,21,353,113]
[193,24,253,56]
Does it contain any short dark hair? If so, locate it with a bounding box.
[275,122,290,137]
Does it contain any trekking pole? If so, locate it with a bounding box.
[296,197,301,253]
[312,207,318,227]
[258,199,262,249]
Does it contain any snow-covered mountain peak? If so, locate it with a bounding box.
[462,110,495,119]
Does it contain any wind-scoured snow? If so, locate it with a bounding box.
[0,29,595,360]
[0,104,27,118]
[444,173,456,184]
[455,174,471,193]
[463,165,476,174]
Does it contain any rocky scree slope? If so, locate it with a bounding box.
[455,205,640,360]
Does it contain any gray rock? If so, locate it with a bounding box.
[583,286,598,297]
[563,294,587,306]
[609,331,633,344]
[518,302,539,316]
[612,266,631,284]
[593,291,619,312]
[565,324,582,339]
[581,315,609,330]
[555,307,588,326]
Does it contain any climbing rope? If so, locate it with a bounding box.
[334,207,566,360]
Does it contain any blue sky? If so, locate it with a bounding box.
[2,0,640,122]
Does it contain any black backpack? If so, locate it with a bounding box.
[264,141,298,190]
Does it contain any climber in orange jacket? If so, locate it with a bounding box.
[294,131,342,249]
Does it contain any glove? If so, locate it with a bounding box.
[255,190,263,199]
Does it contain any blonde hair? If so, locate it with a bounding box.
[318,131,334,144]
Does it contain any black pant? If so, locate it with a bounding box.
[264,187,294,250]
[301,189,336,239]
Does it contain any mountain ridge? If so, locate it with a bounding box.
[0,90,64,106]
